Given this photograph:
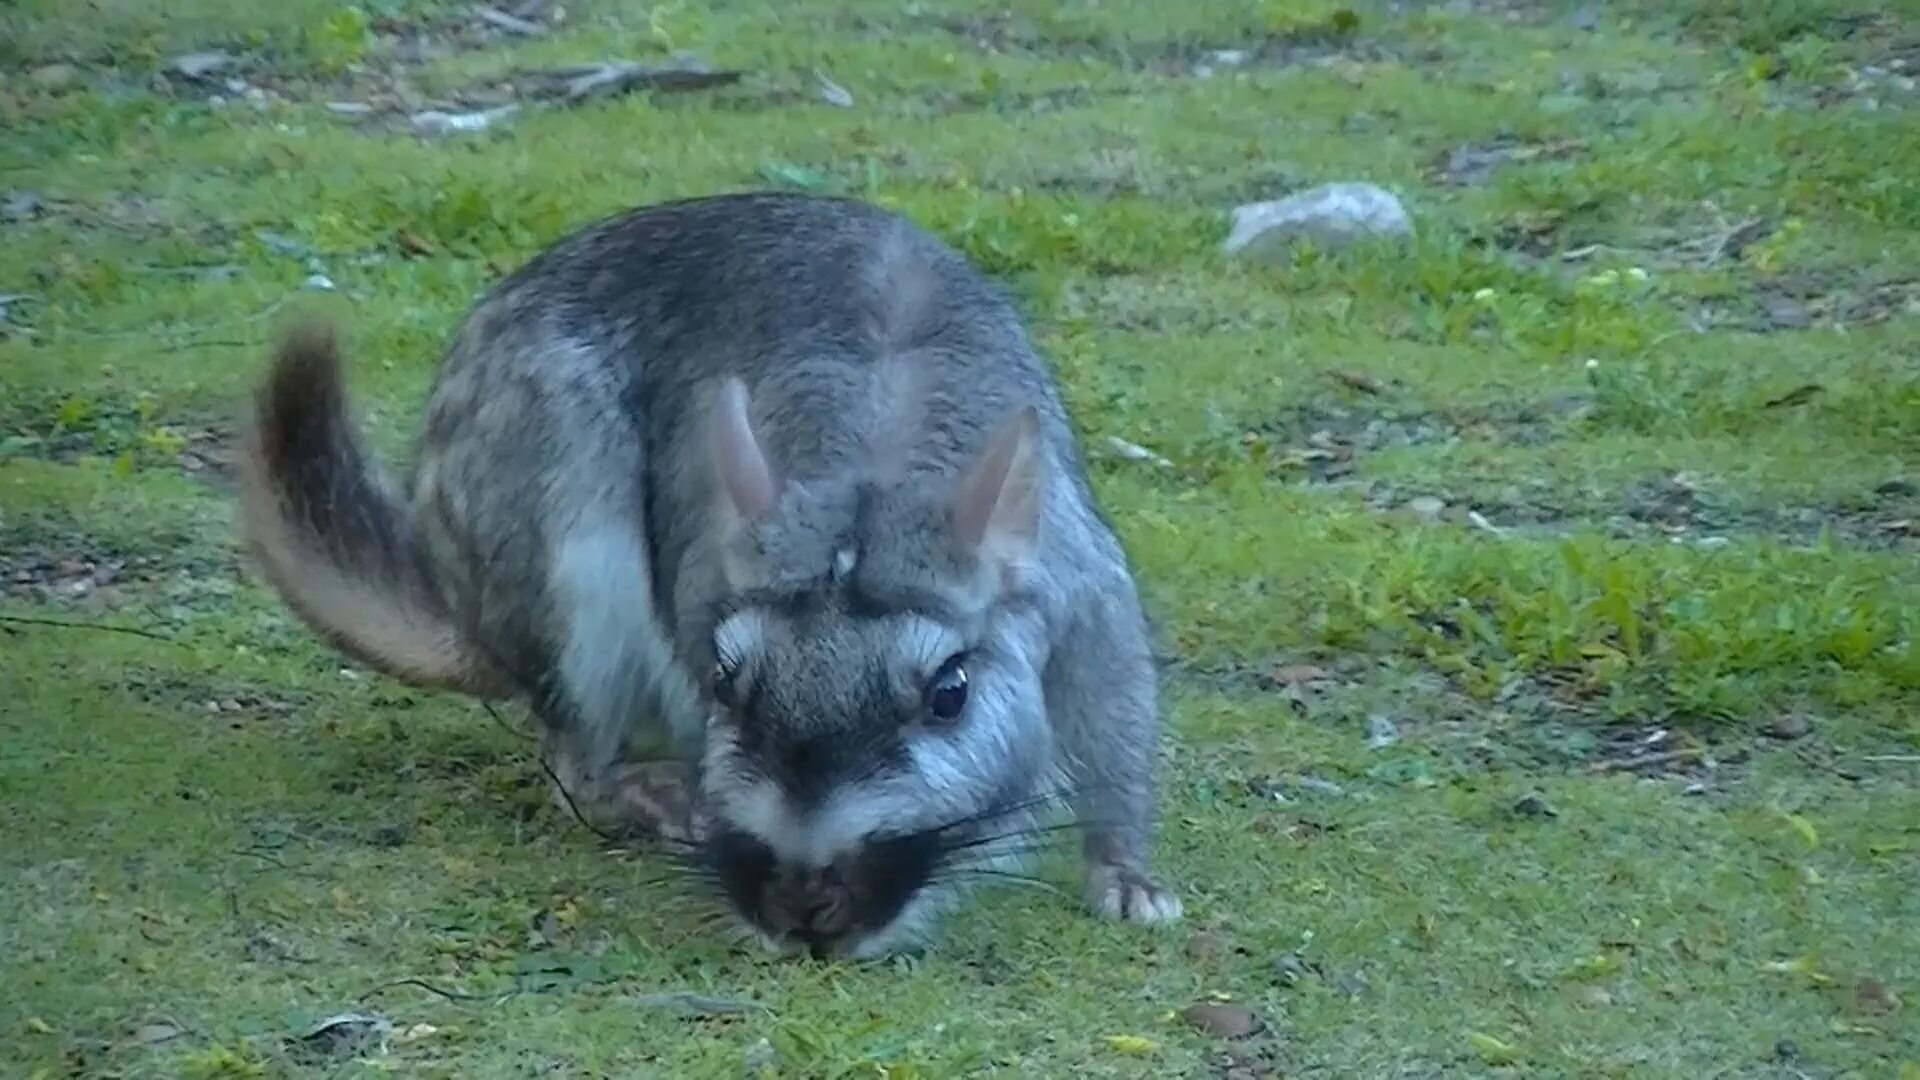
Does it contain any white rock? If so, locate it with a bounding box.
[410,105,518,135]
[1224,182,1412,261]
[172,51,233,79]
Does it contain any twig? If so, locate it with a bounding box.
[49,299,288,345]
[1699,217,1766,269]
[526,61,743,104]
[1861,754,1920,763]
[473,4,545,35]
[619,991,771,1016]
[1588,747,1703,774]
[360,977,515,1005]
[477,699,536,742]
[0,613,181,645]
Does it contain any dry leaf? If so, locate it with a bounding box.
[1103,1034,1159,1055]
[1857,978,1902,1014]
[395,229,436,257]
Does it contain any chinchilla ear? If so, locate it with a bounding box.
[950,403,1044,571]
[709,376,780,524]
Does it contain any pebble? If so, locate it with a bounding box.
[1365,714,1399,750]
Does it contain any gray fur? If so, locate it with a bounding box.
[238,191,1180,957]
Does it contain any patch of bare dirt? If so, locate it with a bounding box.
[1398,471,1920,553]
[118,666,306,725]
[1252,396,1587,483]
[1,547,164,604]
[903,9,1442,78]
[1428,137,1588,188]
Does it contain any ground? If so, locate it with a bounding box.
[3,0,1919,1076]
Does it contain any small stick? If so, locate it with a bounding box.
[0,613,180,645]
[1588,748,1703,774]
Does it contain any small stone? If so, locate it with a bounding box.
[1874,479,1917,499]
[1765,713,1811,740]
[172,51,233,79]
[1365,714,1399,750]
[743,1037,778,1073]
[1407,495,1446,519]
[813,70,853,108]
[1511,792,1557,818]
[1223,181,1413,262]
[304,273,336,291]
[2,191,45,221]
[1273,952,1315,986]
[1180,1002,1262,1038]
[30,63,77,87]
[1332,969,1369,998]
[1765,295,1811,329]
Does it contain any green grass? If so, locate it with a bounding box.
[5,0,1919,1076]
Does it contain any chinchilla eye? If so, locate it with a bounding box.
[925,655,969,722]
[711,660,738,709]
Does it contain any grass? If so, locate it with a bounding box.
[4,0,1919,1075]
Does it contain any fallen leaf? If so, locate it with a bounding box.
[1180,1002,1262,1038]
[25,1017,52,1035]
[1857,978,1902,1014]
[1468,1031,1521,1065]
[1103,1034,1159,1055]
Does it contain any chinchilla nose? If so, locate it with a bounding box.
[779,863,854,946]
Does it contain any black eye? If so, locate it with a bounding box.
[924,655,969,722]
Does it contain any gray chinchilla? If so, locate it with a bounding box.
[237,191,1180,959]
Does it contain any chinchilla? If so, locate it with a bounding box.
[237,191,1180,959]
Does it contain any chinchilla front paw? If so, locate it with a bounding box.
[545,753,710,847]
[1085,860,1184,925]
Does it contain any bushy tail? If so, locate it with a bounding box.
[237,320,512,698]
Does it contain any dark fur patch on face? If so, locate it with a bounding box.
[710,825,943,959]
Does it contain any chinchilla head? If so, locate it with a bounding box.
[689,376,1062,959]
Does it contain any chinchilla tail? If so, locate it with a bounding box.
[236,319,513,698]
